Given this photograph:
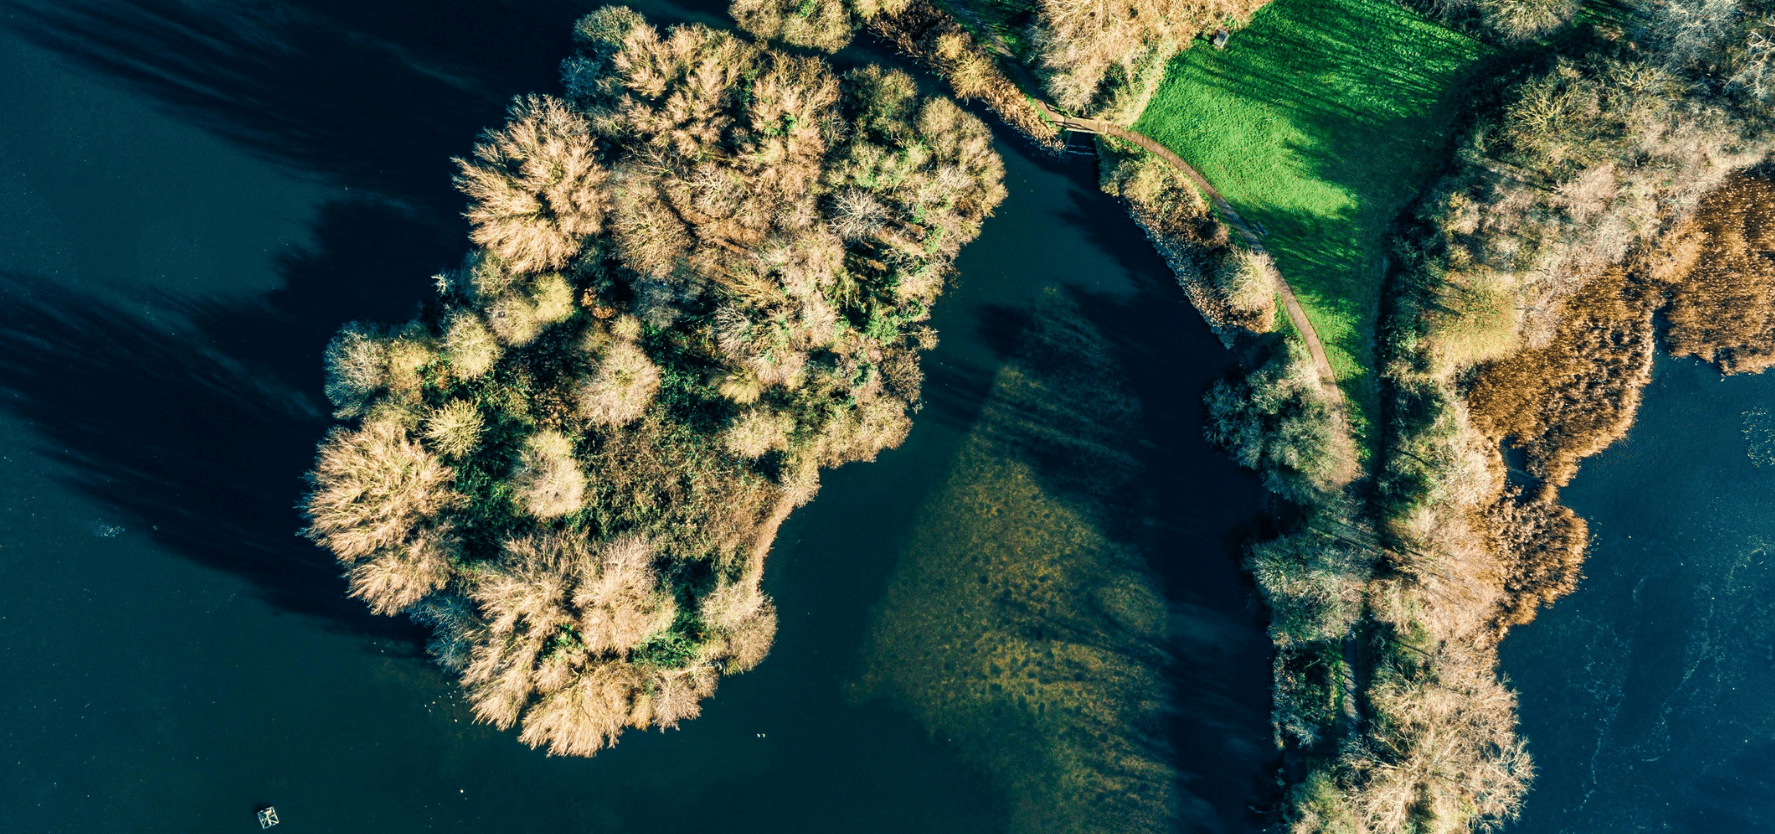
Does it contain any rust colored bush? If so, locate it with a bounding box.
[1480,486,1586,628]
[1466,267,1656,487]
[1663,174,1775,374]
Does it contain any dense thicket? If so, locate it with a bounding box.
[302,9,1003,756]
[729,0,910,51]
[1099,148,1276,337]
[1023,0,1268,117]
[730,0,1267,120]
[1306,8,1775,834]
[1663,174,1775,372]
[871,0,1067,148]
[1419,0,1582,43]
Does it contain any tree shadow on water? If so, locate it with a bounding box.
[0,0,723,640]
[992,184,1277,830]
[0,199,456,642]
[0,0,725,206]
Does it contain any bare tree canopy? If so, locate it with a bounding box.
[304,8,1004,757]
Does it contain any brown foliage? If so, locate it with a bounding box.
[302,416,463,614]
[1662,173,1775,373]
[304,10,1006,757]
[867,1,1065,149]
[576,340,660,426]
[729,0,865,52]
[1341,646,1532,834]
[455,95,609,273]
[1480,486,1586,628]
[303,415,460,564]
[1031,0,1267,115]
[1100,149,1262,338]
[1467,267,1656,487]
[511,430,588,519]
[459,533,684,753]
[1355,23,1775,834]
[586,415,779,562]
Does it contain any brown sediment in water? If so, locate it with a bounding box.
[853,294,1184,834]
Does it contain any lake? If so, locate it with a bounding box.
[1501,352,1775,833]
[0,1,1273,831]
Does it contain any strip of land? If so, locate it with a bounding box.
[997,50,1347,411]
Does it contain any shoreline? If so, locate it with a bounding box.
[872,2,1775,830]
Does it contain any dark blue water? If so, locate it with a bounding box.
[0,1,1272,831]
[1502,353,1775,833]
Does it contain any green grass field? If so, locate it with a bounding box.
[1133,0,1498,447]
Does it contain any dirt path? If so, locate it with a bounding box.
[916,1,1347,421]
[1048,108,1345,407]
[927,1,1342,405]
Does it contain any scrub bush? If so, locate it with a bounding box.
[303,11,1004,756]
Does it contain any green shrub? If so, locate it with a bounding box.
[1205,340,1342,504]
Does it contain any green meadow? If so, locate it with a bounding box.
[1133,0,1497,445]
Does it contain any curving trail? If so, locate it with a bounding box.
[926,4,1347,404]
[1047,107,1345,407]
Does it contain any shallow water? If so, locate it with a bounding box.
[1501,353,1775,833]
[0,1,1271,831]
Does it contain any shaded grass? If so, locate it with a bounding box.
[946,0,1040,60]
[1133,0,1498,449]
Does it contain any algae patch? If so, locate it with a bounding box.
[853,294,1184,834]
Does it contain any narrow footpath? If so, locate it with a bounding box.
[934,1,1345,406]
[1042,106,1345,408]
[938,0,1370,751]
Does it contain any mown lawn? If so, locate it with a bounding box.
[1133,0,1496,447]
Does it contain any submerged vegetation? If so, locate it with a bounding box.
[302,8,1003,756]
[856,294,1181,834]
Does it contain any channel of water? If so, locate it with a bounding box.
[0,1,1273,831]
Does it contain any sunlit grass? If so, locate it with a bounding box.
[1133,0,1496,447]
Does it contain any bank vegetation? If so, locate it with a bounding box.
[1258,5,1775,833]
[302,8,1003,756]
[1171,3,1775,832]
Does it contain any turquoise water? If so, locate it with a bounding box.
[0,1,1272,831]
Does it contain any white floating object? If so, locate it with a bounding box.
[258,807,280,828]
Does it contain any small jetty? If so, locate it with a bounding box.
[257,807,280,828]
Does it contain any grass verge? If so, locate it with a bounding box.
[1133,0,1497,450]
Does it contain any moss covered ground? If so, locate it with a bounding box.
[1133,0,1496,445]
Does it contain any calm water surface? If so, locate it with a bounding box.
[0,1,1270,831]
[1503,354,1775,833]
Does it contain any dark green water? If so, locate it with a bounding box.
[0,1,1272,831]
[1502,353,1775,833]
